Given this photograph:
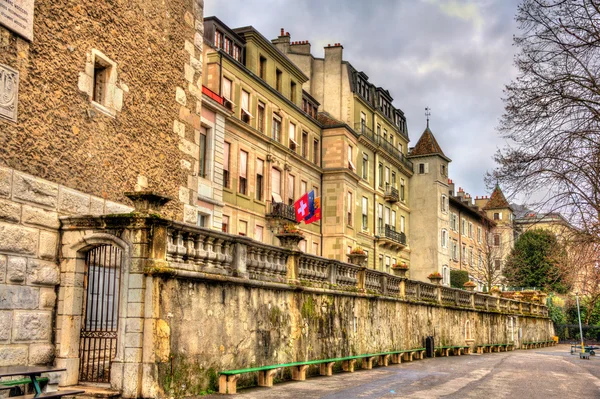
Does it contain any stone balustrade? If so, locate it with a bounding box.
[60,213,548,318]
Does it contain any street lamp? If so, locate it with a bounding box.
[575,293,584,354]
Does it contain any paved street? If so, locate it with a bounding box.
[206,345,600,398]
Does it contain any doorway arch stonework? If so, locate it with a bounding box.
[55,231,133,393]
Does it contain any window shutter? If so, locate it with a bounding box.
[239,151,247,178]
[241,90,249,111]
[424,163,429,173]
[288,175,295,200]
[271,168,281,197]
[499,212,503,220]
[222,78,232,99]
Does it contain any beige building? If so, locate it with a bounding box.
[407,125,451,282]
[202,18,323,252]
[274,31,413,272]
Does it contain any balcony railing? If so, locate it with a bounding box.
[378,225,406,246]
[384,185,399,203]
[354,122,375,142]
[266,202,297,223]
[375,135,413,172]
[353,123,413,172]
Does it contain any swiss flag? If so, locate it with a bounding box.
[294,192,310,222]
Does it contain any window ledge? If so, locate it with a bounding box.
[91,101,116,118]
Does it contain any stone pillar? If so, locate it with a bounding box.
[328,261,338,285]
[399,279,406,298]
[286,250,300,284]
[232,242,248,278]
[357,267,366,292]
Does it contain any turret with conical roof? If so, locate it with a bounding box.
[408,123,451,284]
[410,125,451,162]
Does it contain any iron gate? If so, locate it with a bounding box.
[79,245,122,383]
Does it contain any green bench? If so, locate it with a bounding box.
[219,348,426,394]
[0,377,49,388]
[434,345,472,357]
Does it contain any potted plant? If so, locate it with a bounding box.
[391,262,409,277]
[513,291,523,300]
[348,247,368,267]
[463,280,477,292]
[428,271,443,285]
[275,223,304,249]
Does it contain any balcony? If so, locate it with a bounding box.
[377,225,406,250]
[266,202,297,223]
[375,135,413,172]
[353,123,413,173]
[384,185,399,203]
[354,122,375,142]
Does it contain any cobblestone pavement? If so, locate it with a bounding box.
[203,345,600,398]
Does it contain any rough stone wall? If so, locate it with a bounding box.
[0,166,133,367]
[155,277,553,395]
[0,0,203,221]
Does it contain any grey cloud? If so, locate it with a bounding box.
[204,0,521,196]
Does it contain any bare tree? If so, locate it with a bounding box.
[471,238,504,292]
[563,233,600,323]
[490,0,600,243]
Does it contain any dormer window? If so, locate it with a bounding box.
[233,45,242,62]
[215,30,223,48]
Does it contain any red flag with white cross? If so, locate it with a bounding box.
[294,192,310,222]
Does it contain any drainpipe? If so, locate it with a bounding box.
[320,130,323,257]
[372,114,377,271]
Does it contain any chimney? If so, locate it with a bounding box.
[475,195,489,210]
[448,180,455,196]
[290,39,312,54]
[272,27,291,51]
[323,42,344,119]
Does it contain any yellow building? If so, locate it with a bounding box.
[202,17,322,252]
[274,32,413,272]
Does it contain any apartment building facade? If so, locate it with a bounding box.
[202,18,323,253]
[274,32,413,271]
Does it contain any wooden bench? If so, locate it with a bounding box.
[219,348,426,394]
[0,366,84,398]
[434,346,472,357]
[476,343,510,354]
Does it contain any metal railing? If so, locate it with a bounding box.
[378,225,406,245]
[266,202,297,222]
[354,122,375,141]
[353,123,413,172]
[384,185,399,202]
[375,135,413,172]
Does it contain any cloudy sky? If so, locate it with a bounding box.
[205,0,522,198]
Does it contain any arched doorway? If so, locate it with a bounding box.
[78,244,123,383]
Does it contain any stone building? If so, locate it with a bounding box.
[274,31,413,271]
[0,0,206,396]
[407,124,451,282]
